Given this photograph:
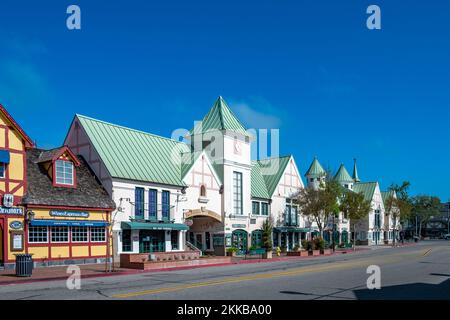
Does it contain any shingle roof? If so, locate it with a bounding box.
[189,96,250,137]
[251,161,271,199]
[256,155,292,197]
[353,182,377,202]
[23,148,116,209]
[334,164,353,183]
[305,157,325,177]
[37,148,63,163]
[77,114,190,187]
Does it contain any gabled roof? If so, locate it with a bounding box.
[250,161,271,199]
[37,146,81,166]
[0,104,34,148]
[334,164,353,183]
[23,148,116,209]
[76,114,190,187]
[180,151,222,185]
[353,182,377,202]
[381,190,396,205]
[305,157,325,177]
[189,96,250,137]
[256,155,292,197]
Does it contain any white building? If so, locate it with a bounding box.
[64,97,305,257]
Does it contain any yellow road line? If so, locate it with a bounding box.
[113,250,424,299]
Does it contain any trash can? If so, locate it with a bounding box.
[15,254,34,277]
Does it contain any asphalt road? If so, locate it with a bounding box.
[1,240,449,300]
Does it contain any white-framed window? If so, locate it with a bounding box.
[51,226,69,242]
[233,171,243,215]
[90,227,106,242]
[252,201,260,215]
[28,226,48,243]
[71,226,88,242]
[55,160,74,185]
[0,163,6,178]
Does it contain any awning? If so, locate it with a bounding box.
[0,150,10,164]
[274,227,310,233]
[121,221,189,231]
[30,219,108,227]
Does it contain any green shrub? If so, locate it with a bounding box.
[313,237,325,250]
[226,247,238,253]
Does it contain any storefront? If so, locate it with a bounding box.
[12,146,116,268]
[273,227,309,251]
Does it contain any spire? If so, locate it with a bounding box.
[334,163,353,183]
[352,158,360,182]
[305,156,325,178]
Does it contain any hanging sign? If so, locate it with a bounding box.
[9,221,23,230]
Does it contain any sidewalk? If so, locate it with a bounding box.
[0,245,403,286]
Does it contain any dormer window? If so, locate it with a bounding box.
[55,160,74,186]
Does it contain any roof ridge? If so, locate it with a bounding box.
[76,114,187,146]
[257,154,292,162]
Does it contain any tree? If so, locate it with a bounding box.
[262,217,274,252]
[296,186,326,234]
[411,195,441,238]
[339,190,372,250]
[385,182,413,246]
[320,180,342,250]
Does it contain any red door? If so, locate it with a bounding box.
[0,218,4,263]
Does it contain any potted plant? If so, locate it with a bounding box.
[226,247,238,257]
[315,237,331,255]
[308,238,320,256]
[262,217,274,259]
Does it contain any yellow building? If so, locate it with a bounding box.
[0,104,34,266]
[0,104,115,269]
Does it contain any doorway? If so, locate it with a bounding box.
[139,230,165,253]
[195,233,204,251]
[232,229,248,255]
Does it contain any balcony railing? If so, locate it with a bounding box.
[131,203,176,223]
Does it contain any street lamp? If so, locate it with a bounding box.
[25,210,35,224]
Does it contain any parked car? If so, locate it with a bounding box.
[444,234,450,240]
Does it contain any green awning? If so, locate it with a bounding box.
[274,227,310,233]
[121,221,189,231]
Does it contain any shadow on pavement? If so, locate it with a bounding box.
[354,276,450,300]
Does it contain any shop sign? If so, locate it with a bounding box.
[9,221,23,230]
[0,207,24,215]
[50,210,90,218]
[232,224,246,228]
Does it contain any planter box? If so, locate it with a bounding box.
[262,251,272,259]
[309,250,320,256]
[320,249,332,255]
[226,251,236,257]
[287,251,309,257]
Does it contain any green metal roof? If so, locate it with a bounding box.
[353,182,377,202]
[251,161,271,199]
[77,114,190,186]
[334,164,353,183]
[257,156,292,197]
[381,190,395,205]
[190,96,250,137]
[305,157,325,177]
[352,159,360,182]
[121,221,189,231]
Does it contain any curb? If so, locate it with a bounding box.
[0,248,367,286]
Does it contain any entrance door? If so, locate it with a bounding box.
[232,229,248,255]
[0,218,3,263]
[195,233,203,251]
[139,230,165,253]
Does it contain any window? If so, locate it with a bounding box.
[28,226,48,243]
[55,160,74,185]
[252,201,260,215]
[122,229,132,252]
[261,203,269,216]
[291,206,298,226]
[149,189,157,220]
[233,171,243,215]
[135,187,144,218]
[90,227,106,242]
[162,190,170,220]
[171,231,179,250]
[310,178,314,182]
[71,227,88,242]
[51,226,68,242]
[200,185,206,197]
[0,163,5,178]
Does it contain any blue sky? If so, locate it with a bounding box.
[0,0,449,200]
